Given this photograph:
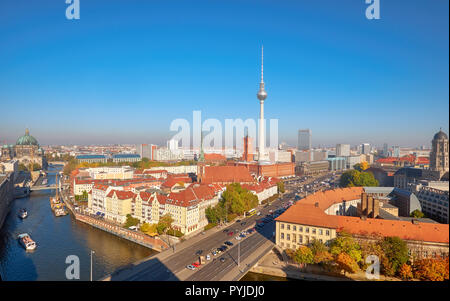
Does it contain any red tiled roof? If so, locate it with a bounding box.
[107,190,135,199]
[201,166,255,184]
[204,153,227,161]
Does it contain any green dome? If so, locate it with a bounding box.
[16,129,39,146]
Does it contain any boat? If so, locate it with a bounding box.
[49,175,68,217]
[18,233,37,251]
[18,208,28,219]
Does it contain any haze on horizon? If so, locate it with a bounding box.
[0,0,448,148]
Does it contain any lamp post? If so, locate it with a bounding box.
[90,250,95,281]
[238,240,240,267]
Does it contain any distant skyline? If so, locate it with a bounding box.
[0,0,448,147]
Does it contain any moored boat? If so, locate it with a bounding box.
[18,208,28,219]
[18,233,36,251]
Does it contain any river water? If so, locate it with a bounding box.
[0,166,155,281]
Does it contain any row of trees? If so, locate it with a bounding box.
[205,183,259,225]
[18,162,41,172]
[286,232,449,281]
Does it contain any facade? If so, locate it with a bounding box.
[430,129,449,174]
[298,129,311,151]
[409,181,449,224]
[328,157,346,171]
[112,154,141,163]
[294,150,311,163]
[229,161,295,179]
[136,144,156,160]
[346,155,361,169]
[361,143,370,155]
[295,160,329,176]
[336,144,350,157]
[76,154,107,164]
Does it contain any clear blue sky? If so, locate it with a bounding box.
[0,0,448,147]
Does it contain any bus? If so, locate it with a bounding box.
[246,208,257,217]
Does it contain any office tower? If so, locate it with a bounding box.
[336,144,350,157]
[298,129,311,151]
[361,143,370,155]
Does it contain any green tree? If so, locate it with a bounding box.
[277,181,285,194]
[410,209,425,218]
[379,236,409,276]
[329,232,362,263]
[221,183,258,216]
[156,214,174,234]
[340,170,378,187]
[124,214,140,228]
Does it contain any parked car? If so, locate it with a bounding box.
[256,212,261,216]
[220,257,226,263]
[206,255,211,261]
[223,229,230,233]
[186,265,196,270]
[195,250,203,256]
[192,262,200,268]
[240,222,246,226]
[227,231,234,236]
[235,236,242,240]
[224,241,233,246]
[236,219,241,223]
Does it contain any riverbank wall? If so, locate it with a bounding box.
[59,190,168,252]
[0,173,14,230]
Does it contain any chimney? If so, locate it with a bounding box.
[314,202,319,207]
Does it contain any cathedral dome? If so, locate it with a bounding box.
[433,129,448,140]
[16,129,39,146]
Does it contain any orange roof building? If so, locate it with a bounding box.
[275,187,449,259]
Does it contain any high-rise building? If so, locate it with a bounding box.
[430,129,449,173]
[336,144,350,157]
[298,129,311,151]
[393,146,400,158]
[383,143,388,157]
[361,143,370,155]
[136,144,157,160]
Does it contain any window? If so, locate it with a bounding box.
[287,234,290,241]
[305,227,309,233]
[326,230,330,236]
[281,233,284,239]
[281,224,284,229]
[298,235,303,243]
[312,228,316,235]
[299,226,303,232]
[287,225,290,231]
[319,229,323,235]
[293,225,297,231]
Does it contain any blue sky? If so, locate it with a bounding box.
[0,0,448,147]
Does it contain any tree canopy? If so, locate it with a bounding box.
[339,170,378,187]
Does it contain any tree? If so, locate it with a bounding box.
[353,162,369,171]
[340,170,378,187]
[140,223,151,233]
[124,214,139,228]
[221,183,258,216]
[329,232,362,263]
[336,253,359,275]
[309,239,332,264]
[157,214,174,234]
[410,209,425,218]
[293,246,314,265]
[277,181,285,194]
[398,263,413,280]
[413,256,449,281]
[379,236,409,276]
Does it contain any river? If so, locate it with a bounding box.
[0,165,155,281]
